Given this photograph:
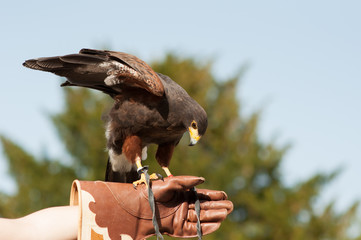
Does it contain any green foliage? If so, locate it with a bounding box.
[0,52,359,239]
[51,87,112,180]
[0,136,76,217]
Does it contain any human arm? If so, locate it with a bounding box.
[0,206,78,240]
[0,176,233,240]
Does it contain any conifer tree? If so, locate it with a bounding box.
[0,52,359,239]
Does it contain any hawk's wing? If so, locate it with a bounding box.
[23,48,164,97]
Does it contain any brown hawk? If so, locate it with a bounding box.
[23,49,207,186]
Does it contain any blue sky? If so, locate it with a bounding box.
[1,1,360,211]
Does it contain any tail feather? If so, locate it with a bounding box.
[23,52,113,95]
[105,157,139,183]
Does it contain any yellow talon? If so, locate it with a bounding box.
[133,173,163,188]
[133,158,163,188]
[133,173,147,188]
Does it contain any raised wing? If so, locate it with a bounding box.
[23,48,164,97]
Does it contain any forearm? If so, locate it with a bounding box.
[0,206,78,240]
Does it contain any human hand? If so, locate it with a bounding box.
[149,176,233,238]
[74,176,233,240]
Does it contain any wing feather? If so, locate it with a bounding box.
[23,49,164,97]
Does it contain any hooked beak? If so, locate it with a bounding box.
[188,127,201,146]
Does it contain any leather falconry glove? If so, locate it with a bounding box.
[70,176,233,240]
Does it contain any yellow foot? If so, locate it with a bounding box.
[133,173,163,188]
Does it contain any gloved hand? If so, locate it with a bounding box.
[73,176,233,240]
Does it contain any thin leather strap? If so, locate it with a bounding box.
[192,187,202,240]
[144,169,164,240]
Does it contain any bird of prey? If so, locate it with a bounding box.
[23,48,207,186]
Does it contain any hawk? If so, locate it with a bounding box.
[23,49,207,186]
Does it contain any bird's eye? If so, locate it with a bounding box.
[191,121,197,129]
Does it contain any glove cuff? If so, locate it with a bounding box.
[69,180,180,240]
[70,180,138,240]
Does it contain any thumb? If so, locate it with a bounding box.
[169,176,205,190]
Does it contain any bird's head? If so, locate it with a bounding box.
[157,72,208,146]
[187,110,208,146]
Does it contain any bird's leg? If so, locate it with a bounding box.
[122,136,162,187]
[156,143,175,178]
[162,167,173,177]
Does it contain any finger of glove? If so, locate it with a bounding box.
[170,176,205,190]
[152,176,205,202]
[189,200,233,214]
[188,209,228,223]
[176,222,220,237]
[196,189,228,201]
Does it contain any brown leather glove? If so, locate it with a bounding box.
[71,176,233,240]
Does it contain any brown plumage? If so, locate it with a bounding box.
[23,48,207,184]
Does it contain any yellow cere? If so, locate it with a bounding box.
[189,126,201,141]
